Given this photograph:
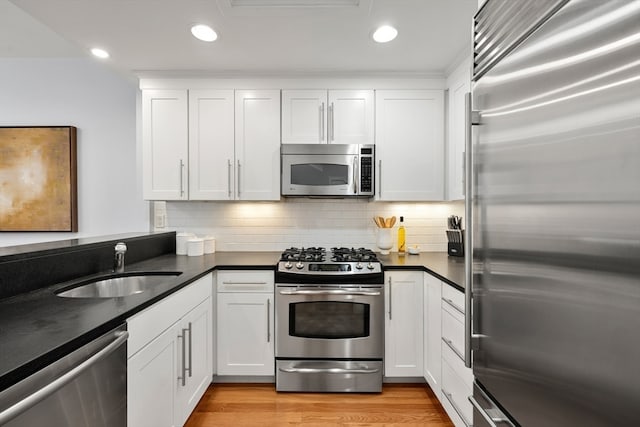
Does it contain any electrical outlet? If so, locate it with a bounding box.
[153,201,167,229]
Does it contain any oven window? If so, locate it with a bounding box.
[289,301,370,339]
[291,163,348,186]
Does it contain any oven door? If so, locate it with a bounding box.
[275,285,384,359]
[281,154,357,196]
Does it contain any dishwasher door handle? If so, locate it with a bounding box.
[0,330,129,425]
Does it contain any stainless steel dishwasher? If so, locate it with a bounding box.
[0,324,128,427]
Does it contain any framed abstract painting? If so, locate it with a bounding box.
[0,126,78,232]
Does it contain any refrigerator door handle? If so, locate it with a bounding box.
[464,92,480,368]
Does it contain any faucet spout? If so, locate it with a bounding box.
[114,242,127,273]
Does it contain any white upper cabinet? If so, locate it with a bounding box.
[235,90,281,201]
[142,88,280,201]
[188,90,235,200]
[142,89,189,200]
[282,89,374,144]
[446,58,471,201]
[375,90,445,201]
[281,90,327,144]
[329,90,374,144]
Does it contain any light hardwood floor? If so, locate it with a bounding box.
[184,383,454,426]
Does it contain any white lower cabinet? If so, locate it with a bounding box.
[384,270,424,377]
[216,270,274,376]
[423,272,442,397]
[127,274,213,427]
[440,287,473,427]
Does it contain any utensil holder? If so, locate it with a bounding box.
[376,228,393,255]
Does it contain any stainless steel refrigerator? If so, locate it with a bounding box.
[464,0,640,425]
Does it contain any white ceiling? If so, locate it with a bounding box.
[4,0,477,77]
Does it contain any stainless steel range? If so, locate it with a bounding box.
[275,247,384,393]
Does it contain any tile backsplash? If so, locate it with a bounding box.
[162,199,464,252]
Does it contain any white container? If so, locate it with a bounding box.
[187,238,204,257]
[176,232,196,255]
[376,228,393,255]
[203,236,216,254]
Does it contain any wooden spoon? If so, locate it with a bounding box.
[389,216,397,228]
[377,216,386,228]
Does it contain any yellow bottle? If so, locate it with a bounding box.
[398,216,406,255]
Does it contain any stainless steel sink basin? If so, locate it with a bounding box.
[56,272,182,298]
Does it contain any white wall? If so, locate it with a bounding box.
[163,199,464,252]
[0,58,149,247]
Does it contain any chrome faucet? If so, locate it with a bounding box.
[114,242,127,273]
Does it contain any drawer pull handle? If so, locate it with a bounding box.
[442,388,472,427]
[442,337,465,362]
[442,297,465,315]
[222,281,269,285]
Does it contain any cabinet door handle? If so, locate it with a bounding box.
[237,160,241,197]
[227,159,232,199]
[178,330,186,387]
[388,276,392,320]
[187,322,193,377]
[329,102,334,142]
[179,159,185,197]
[267,298,271,343]
[378,160,382,198]
[320,102,325,142]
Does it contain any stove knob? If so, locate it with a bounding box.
[295,262,304,270]
[355,262,363,270]
[284,262,293,269]
[367,263,375,270]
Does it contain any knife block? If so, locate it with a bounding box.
[446,229,464,257]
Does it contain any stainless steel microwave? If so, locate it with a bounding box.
[281,144,374,197]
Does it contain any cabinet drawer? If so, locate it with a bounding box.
[442,284,465,314]
[217,270,274,293]
[442,340,473,389]
[128,273,212,357]
[442,359,473,427]
[442,300,465,362]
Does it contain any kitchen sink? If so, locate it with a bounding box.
[56,271,182,298]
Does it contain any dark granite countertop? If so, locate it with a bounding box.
[0,251,279,391]
[379,252,465,292]
[0,248,463,391]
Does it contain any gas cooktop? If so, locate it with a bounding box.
[277,247,382,276]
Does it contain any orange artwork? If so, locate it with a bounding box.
[0,127,77,231]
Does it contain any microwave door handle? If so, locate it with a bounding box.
[353,156,358,194]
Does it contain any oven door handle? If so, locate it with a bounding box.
[278,289,381,296]
[279,366,380,374]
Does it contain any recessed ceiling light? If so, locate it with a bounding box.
[90,48,109,59]
[372,25,398,43]
[191,24,218,42]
